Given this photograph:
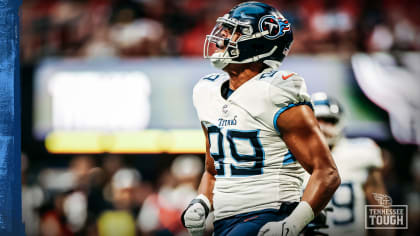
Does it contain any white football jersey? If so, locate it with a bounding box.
[192,68,312,221]
[304,138,383,236]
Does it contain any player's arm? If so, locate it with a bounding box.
[181,123,215,236]
[197,123,216,206]
[364,168,395,236]
[259,105,340,236]
[364,167,387,205]
[279,105,341,214]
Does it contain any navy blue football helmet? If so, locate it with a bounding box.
[204,2,293,69]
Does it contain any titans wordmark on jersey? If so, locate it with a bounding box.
[192,68,313,221]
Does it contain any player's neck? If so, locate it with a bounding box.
[224,63,267,90]
[228,70,259,90]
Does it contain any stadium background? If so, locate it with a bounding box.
[20,0,420,235]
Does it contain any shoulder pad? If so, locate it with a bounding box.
[259,69,299,82]
[200,73,225,82]
[194,73,227,94]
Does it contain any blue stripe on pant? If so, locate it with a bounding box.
[213,203,298,236]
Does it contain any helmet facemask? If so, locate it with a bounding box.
[204,16,254,69]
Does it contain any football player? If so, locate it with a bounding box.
[308,92,389,236]
[181,2,341,236]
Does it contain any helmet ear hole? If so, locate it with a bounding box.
[241,26,252,35]
[229,49,239,56]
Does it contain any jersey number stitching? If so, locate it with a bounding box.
[331,182,355,225]
[208,126,264,177]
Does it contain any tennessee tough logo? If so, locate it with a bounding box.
[258,15,290,39]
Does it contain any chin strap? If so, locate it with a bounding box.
[263,59,282,69]
[211,46,279,69]
[210,54,230,69]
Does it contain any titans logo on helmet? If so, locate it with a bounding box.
[258,15,291,40]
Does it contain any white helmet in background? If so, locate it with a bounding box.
[311,92,344,147]
[171,155,203,180]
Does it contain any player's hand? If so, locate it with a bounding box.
[258,218,300,236]
[181,195,211,236]
[183,203,206,236]
[258,201,314,236]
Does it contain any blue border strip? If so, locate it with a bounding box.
[283,150,296,165]
[273,101,313,133]
[313,100,329,106]
[0,0,24,235]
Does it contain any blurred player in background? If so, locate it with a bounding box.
[181,2,340,236]
[97,168,142,236]
[138,155,205,236]
[309,92,390,236]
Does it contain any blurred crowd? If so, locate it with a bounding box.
[22,153,212,236]
[21,147,420,236]
[19,0,420,236]
[20,0,420,63]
